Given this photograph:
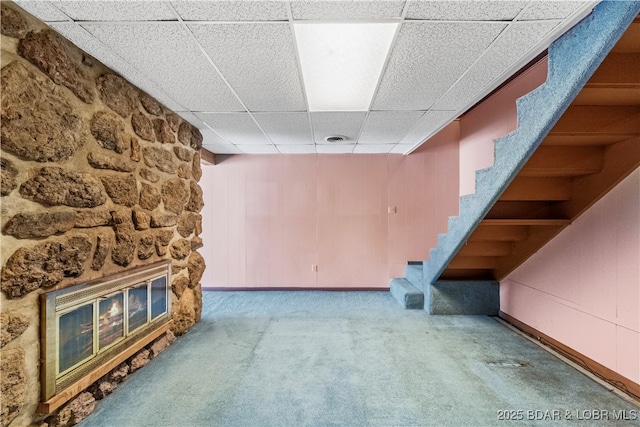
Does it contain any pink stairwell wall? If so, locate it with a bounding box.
[200,124,459,289]
[459,58,548,196]
[501,168,640,385]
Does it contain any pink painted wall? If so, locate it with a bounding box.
[459,58,548,196]
[501,168,640,384]
[200,123,459,289]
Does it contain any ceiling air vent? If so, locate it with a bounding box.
[325,135,347,143]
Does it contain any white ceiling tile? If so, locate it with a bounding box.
[252,113,312,145]
[434,21,560,112]
[311,112,367,144]
[237,144,280,154]
[372,22,507,110]
[175,111,202,124]
[172,1,288,21]
[290,1,405,20]
[19,0,589,156]
[358,111,424,144]
[519,1,593,21]
[196,113,271,145]
[15,1,70,21]
[406,1,526,21]
[397,110,456,146]
[49,22,185,112]
[353,144,395,154]
[81,23,244,112]
[200,128,230,146]
[202,143,242,155]
[277,145,317,154]
[54,1,177,21]
[189,23,306,112]
[316,144,355,154]
[390,144,415,154]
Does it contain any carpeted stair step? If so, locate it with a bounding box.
[390,278,424,309]
[405,264,423,290]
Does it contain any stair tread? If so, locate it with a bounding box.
[390,278,424,310]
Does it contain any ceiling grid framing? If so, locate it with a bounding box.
[286,1,318,154]
[15,0,600,155]
[165,2,281,154]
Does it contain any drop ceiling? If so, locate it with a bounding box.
[16,0,599,155]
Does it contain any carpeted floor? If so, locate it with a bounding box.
[79,291,638,427]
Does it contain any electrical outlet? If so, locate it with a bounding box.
[311,265,318,272]
[388,206,397,214]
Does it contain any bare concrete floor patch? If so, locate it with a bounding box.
[78,291,638,427]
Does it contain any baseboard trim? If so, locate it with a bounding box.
[203,287,390,292]
[499,311,640,401]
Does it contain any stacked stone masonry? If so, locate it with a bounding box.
[0,3,205,426]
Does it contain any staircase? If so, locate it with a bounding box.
[392,2,640,312]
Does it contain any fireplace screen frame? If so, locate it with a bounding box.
[41,260,172,401]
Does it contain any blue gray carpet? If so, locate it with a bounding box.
[79,291,638,426]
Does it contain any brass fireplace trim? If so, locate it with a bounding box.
[40,260,172,405]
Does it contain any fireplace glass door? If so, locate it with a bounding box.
[151,276,167,320]
[127,283,149,333]
[58,303,94,375]
[98,292,125,350]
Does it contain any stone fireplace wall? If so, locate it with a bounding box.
[0,3,205,426]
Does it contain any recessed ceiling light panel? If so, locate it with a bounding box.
[294,22,399,112]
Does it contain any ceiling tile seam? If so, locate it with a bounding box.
[405,115,457,156]
[161,4,255,151]
[420,21,512,109]
[381,18,525,153]
[365,16,405,112]
[351,110,371,146]
[444,23,563,119]
[199,120,242,151]
[286,1,316,149]
[65,16,540,25]
[402,19,518,24]
[66,20,181,25]
[73,21,192,115]
[514,1,544,23]
[356,114,422,146]
[514,0,599,24]
[514,18,586,23]
[388,111,428,154]
[400,0,411,20]
[428,8,586,129]
[399,20,512,155]
[434,41,556,118]
[401,1,591,156]
[44,1,73,23]
[165,3,278,149]
[159,20,289,25]
[287,18,404,24]
[404,12,571,155]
